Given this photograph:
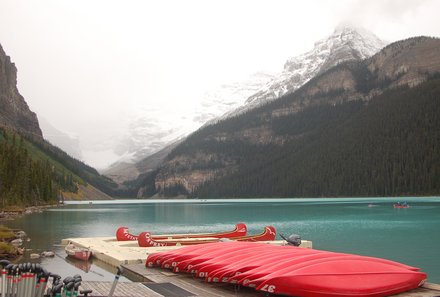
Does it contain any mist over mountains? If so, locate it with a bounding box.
[42,26,387,174]
[0,44,117,205]
[105,26,387,182]
[140,36,440,198]
[2,24,440,200]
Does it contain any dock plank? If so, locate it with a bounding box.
[80,281,163,297]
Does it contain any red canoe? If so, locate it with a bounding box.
[138,226,276,247]
[156,241,275,269]
[196,248,317,279]
[65,243,92,261]
[193,246,316,279]
[234,253,420,287]
[148,242,226,268]
[207,248,324,283]
[255,258,426,297]
[175,245,268,273]
[147,241,263,268]
[117,223,247,241]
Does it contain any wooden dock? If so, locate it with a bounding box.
[62,237,440,296]
[61,236,313,267]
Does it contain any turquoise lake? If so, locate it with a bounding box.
[4,197,440,283]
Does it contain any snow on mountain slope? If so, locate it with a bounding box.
[220,25,387,119]
[102,25,386,176]
[104,72,275,169]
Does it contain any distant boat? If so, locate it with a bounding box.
[394,202,410,209]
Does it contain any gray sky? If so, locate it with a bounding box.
[1,0,440,168]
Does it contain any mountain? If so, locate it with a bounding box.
[0,44,42,136]
[107,26,386,183]
[221,25,387,120]
[104,72,274,180]
[195,72,276,125]
[137,36,440,198]
[0,43,117,205]
[39,117,83,161]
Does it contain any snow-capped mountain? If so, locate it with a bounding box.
[220,25,387,119]
[86,25,387,180]
[104,72,275,171]
[193,72,275,125]
[105,25,387,181]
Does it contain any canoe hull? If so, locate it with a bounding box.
[65,245,92,261]
[138,226,276,247]
[117,223,247,241]
[146,241,427,297]
[256,259,426,297]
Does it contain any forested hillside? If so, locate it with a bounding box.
[194,79,440,197]
[1,42,118,206]
[138,37,440,198]
[0,126,117,206]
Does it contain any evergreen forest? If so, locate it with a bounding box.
[185,78,440,198]
[0,127,117,207]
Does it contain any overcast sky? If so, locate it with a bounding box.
[1,0,440,168]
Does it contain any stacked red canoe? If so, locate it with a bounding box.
[146,241,427,297]
[116,222,249,242]
[116,223,278,247]
[137,225,276,247]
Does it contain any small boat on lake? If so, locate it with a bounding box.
[394,201,410,208]
[116,223,247,241]
[138,226,276,247]
[65,242,92,261]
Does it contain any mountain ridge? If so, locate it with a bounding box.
[109,26,386,183]
[217,26,387,121]
[138,36,440,198]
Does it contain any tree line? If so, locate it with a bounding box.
[0,128,72,206]
[189,78,440,198]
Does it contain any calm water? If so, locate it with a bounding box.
[4,197,440,283]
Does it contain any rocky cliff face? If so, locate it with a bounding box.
[151,36,440,197]
[0,44,42,136]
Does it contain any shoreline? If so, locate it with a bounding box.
[0,204,59,222]
[63,196,440,205]
[0,204,61,260]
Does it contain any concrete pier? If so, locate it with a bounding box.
[61,236,313,267]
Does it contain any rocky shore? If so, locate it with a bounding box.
[0,226,26,259]
[0,205,58,259]
[0,205,56,221]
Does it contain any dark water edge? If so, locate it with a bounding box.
[3,197,440,284]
